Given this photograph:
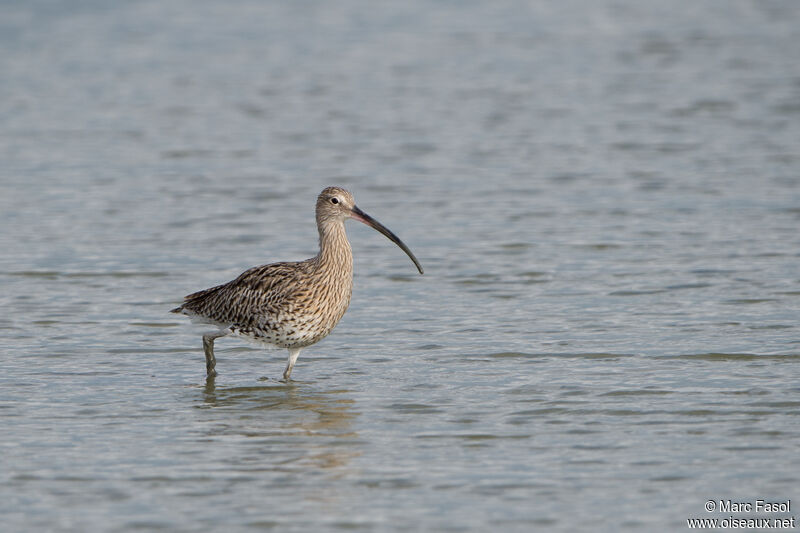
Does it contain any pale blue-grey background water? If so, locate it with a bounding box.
[1,1,799,531]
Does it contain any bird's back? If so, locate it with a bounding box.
[172,258,353,348]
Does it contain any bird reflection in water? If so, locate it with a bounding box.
[198,378,361,472]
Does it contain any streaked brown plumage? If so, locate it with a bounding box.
[171,186,423,380]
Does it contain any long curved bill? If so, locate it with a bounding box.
[350,205,424,274]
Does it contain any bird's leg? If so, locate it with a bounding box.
[202,332,226,378]
[282,348,302,381]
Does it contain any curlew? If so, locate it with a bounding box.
[171,186,423,380]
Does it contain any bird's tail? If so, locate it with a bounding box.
[170,284,225,316]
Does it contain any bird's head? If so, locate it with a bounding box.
[316,186,423,274]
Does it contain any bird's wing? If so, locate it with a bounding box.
[175,261,311,327]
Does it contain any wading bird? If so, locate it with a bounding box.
[171,187,423,380]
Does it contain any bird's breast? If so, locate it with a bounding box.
[254,269,352,348]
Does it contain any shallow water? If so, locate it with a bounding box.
[1,0,799,531]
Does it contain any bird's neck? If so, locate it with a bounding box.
[316,220,353,273]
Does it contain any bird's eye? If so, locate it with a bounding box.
[330,197,339,204]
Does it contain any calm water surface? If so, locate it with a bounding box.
[1,1,799,531]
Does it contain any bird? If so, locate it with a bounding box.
[171,186,423,381]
